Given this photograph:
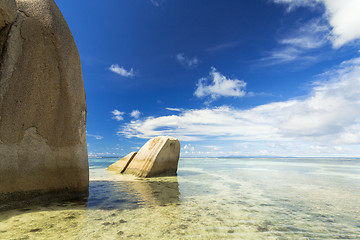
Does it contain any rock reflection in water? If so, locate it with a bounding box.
[87,177,180,210]
[128,178,180,207]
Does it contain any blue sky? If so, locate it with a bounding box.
[55,0,360,157]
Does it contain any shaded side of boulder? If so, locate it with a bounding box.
[124,136,180,177]
[108,152,137,173]
[0,0,88,202]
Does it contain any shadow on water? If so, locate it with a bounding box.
[0,176,180,221]
[0,192,88,221]
[0,195,89,239]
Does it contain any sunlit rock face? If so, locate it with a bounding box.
[0,0,88,202]
[122,136,180,177]
[108,152,137,173]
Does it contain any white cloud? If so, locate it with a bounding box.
[280,38,322,49]
[273,0,318,10]
[87,134,103,140]
[280,19,329,49]
[121,105,281,142]
[166,107,182,112]
[183,144,195,152]
[150,0,160,6]
[194,67,247,101]
[260,47,302,65]
[109,64,135,77]
[112,109,125,121]
[203,145,221,151]
[206,41,239,52]
[120,57,360,156]
[90,152,118,156]
[260,19,329,65]
[130,110,141,119]
[325,0,360,48]
[274,0,360,48]
[176,53,200,69]
[149,0,165,7]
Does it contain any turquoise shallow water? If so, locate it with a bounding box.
[1,157,360,239]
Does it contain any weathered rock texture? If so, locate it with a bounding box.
[123,136,180,177]
[108,152,137,173]
[0,0,88,202]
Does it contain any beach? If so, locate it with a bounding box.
[1,157,360,239]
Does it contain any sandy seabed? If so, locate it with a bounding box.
[1,158,360,239]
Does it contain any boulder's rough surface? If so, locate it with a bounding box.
[108,152,137,173]
[0,0,88,202]
[123,136,180,177]
[0,0,17,30]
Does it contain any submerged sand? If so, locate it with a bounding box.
[1,158,360,239]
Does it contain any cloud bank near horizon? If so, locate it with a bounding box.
[119,57,360,156]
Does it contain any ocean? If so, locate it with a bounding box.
[1,157,360,239]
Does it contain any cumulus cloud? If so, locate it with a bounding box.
[183,144,196,155]
[130,110,141,119]
[176,53,200,69]
[109,64,135,77]
[274,0,360,48]
[120,57,360,155]
[112,109,125,121]
[183,144,195,152]
[325,0,360,48]
[194,67,247,101]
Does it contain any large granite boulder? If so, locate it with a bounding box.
[108,152,137,173]
[122,136,180,177]
[0,0,88,202]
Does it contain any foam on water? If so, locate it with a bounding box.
[1,158,360,239]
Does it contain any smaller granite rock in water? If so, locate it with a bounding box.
[110,136,180,177]
[108,152,137,173]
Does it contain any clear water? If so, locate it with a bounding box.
[1,157,360,239]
